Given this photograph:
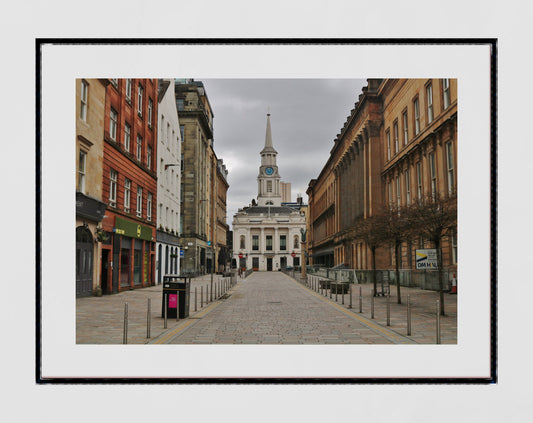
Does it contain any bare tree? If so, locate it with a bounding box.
[374,204,412,304]
[408,193,457,315]
[352,215,386,296]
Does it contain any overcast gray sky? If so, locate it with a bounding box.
[201,79,367,228]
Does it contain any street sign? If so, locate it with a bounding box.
[238,253,243,259]
[415,249,439,270]
[291,252,296,258]
[207,241,212,246]
[180,250,184,257]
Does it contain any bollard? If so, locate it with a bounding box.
[164,294,168,329]
[335,284,338,302]
[206,285,209,303]
[201,286,203,308]
[176,294,180,322]
[407,295,412,336]
[359,286,362,313]
[147,298,151,339]
[386,293,391,326]
[349,284,352,309]
[342,285,345,305]
[123,303,128,344]
[329,283,332,299]
[195,287,198,312]
[371,289,375,319]
[436,300,441,344]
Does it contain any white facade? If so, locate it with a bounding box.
[156,79,181,282]
[233,113,307,271]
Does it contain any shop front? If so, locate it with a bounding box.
[103,216,156,293]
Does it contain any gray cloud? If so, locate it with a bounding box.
[202,78,367,228]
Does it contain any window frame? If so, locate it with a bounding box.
[405,169,411,206]
[429,151,437,199]
[393,120,399,154]
[109,169,118,207]
[266,235,273,251]
[147,193,152,222]
[386,129,391,160]
[446,141,455,194]
[137,84,143,117]
[252,235,259,251]
[148,98,153,127]
[136,186,143,218]
[80,80,88,121]
[416,161,423,200]
[124,122,131,152]
[442,78,450,110]
[402,110,408,145]
[280,235,287,251]
[78,150,86,193]
[125,79,132,102]
[136,134,142,162]
[147,145,152,170]
[109,108,118,141]
[124,178,131,213]
[426,83,434,124]
[413,97,420,135]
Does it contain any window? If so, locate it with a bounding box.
[402,111,408,145]
[280,235,287,251]
[109,169,117,207]
[414,98,420,135]
[266,235,273,251]
[147,193,152,221]
[80,80,88,121]
[148,98,153,127]
[159,204,163,223]
[443,79,450,110]
[147,146,152,170]
[125,79,132,101]
[137,84,143,116]
[446,142,455,194]
[405,169,411,206]
[252,235,259,251]
[240,235,246,249]
[124,178,131,213]
[177,99,184,111]
[267,180,272,193]
[451,229,457,264]
[294,235,299,249]
[426,83,434,124]
[136,186,143,218]
[386,129,391,160]
[110,108,118,141]
[78,150,86,193]
[393,121,399,153]
[429,152,437,199]
[396,176,401,207]
[137,135,142,161]
[124,123,131,152]
[388,181,392,206]
[416,162,423,200]
[180,125,185,141]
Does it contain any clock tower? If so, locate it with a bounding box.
[257,112,282,207]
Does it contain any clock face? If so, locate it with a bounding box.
[265,167,274,175]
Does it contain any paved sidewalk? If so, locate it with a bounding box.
[76,273,238,344]
[299,272,457,344]
[76,271,456,344]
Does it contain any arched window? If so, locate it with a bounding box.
[240,235,245,249]
[294,235,299,249]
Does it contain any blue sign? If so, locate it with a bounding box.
[180,250,184,257]
[207,241,212,246]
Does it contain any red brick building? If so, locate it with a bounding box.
[100,79,158,293]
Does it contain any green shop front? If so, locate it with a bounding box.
[110,216,156,293]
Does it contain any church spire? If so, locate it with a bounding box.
[261,111,278,155]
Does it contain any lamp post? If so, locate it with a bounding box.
[300,228,307,281]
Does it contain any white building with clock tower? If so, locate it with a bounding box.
[233,113,307,272]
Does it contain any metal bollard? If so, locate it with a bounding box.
[176,294,180,322]
[123,303,128,344]
[147,298,151,339]
[436,300,441,344]
[195,287,198,312]
[206,285,209,303]
[329,283,332,299]
[342,285,345,305]
[200,286,203,308]
[386,293,391,326]
[349,284,352,308]
[335,284,338,302]
[407,295,412,336]
[371,289,375,319]
[164,294,168,329]
[359,286,362,313]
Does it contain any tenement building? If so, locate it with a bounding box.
[155,79,182,283]
[233,113,306,271]
[307,79,457,272]
[75,78,108,297]
[100,79,158,293]
[176,79,229,275]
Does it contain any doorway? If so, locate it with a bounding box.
[101,249,109,294]
[280,257,287,269]
[267,258,273,271]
